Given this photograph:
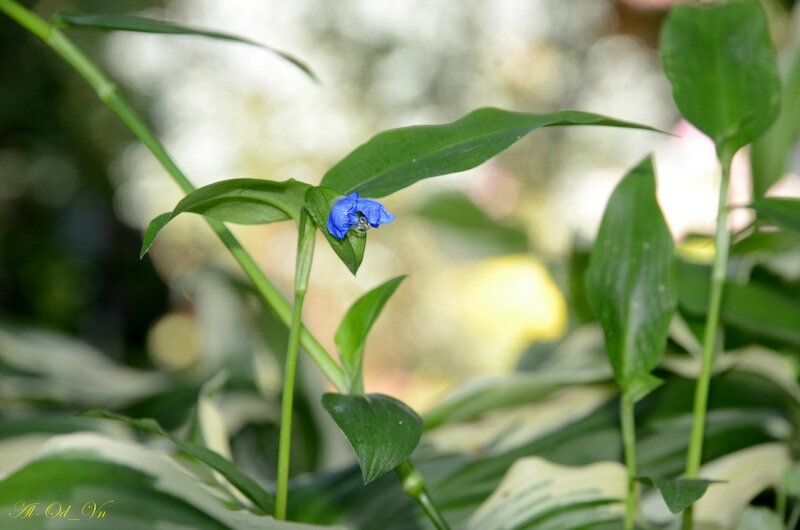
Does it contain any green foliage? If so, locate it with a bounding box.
[321,393,422,484]
[335,276,406,394]
[585,156,676,394]
[660,0,780,161]
[140,179,310,256]
[320,107,660,198]
[0,433,333,530]
[751,197,800,233]
[83,410,275,515]
[415,191,529,257]
[676,260,800,347]
[467,457,626,530]
[51,12,318,81]
[751,39,800,197]
[304,187,367,275]
[637,477,717,514]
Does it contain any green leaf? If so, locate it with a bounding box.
[467,457,627,530]
[82,410,275,515]
[676,260,800,347]
[751,197,800,232]
[660,0,780,161]
[321,393,422,484]
[751,39,800,196]
[320,107,660,198]
[335,276,406,394]
[637,476,717,514]
[0,433,337,530]
[304,187,366,275]
[585,156,676,392]
[52,12,317,82]
[783,466,800,497]
[415,191,528,257]
[140,178,310,257]
[140,212,171,258]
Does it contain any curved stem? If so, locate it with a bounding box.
[0,0,348,394]
[396,461,451,530]
[682,157,732,530]
[275,211,315,519]
[620,396,638,530]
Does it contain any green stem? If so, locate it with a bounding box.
[620,396,638,530]
[682,157,732,530]
[0,0,348,395]
[396,461,451,530]
[275,211,315,520]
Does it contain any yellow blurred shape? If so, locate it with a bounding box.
[456,255,566,372]
[147,312,201,371]
[676,236,715,264]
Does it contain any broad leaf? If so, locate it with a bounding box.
[336,276,406,394]
[676,260,800,347]
[82,410,275,515]
[751,197,800,233]
[320,107,660,198]
[0,323,167,406]
[751,39,800,196]
[52,12,317,81]
[140,179,310,256]
[585,156,676,394]
[637,476,716,514]
[468,457,626,530]
[0,433,336,530]
[304,187,366,275]
[660,0,780,161]
[321,393,422,484]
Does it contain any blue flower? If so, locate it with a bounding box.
[327,192,395,240]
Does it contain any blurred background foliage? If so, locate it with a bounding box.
[3,2,800,526]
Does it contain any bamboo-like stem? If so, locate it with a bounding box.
[620,396,638,530]
[396,461,452,530]
[681,156,732,530]
[275,211,315,519]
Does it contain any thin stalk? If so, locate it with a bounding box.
[275,211,315,519]
[396,461,452,530]
[620,396,638,530]
[1,4,451,526]
[682,157,732,530]
[0,0,348,395]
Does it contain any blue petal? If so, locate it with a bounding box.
[327,193,360,239]
[356,198,395,228]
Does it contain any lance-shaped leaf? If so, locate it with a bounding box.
[82,410,275,515]
[320,107,660,198]
[304,186,366,275]
[751,197,800,233]
[751,39,800,197]
[660,0,780,161]
[321,393,422,484]
[140,178,309,257]
[0,433,334,530]
[585,156,676,395]
[336,276,406,394]
[52,12,317,81]
[637,476,718,514]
